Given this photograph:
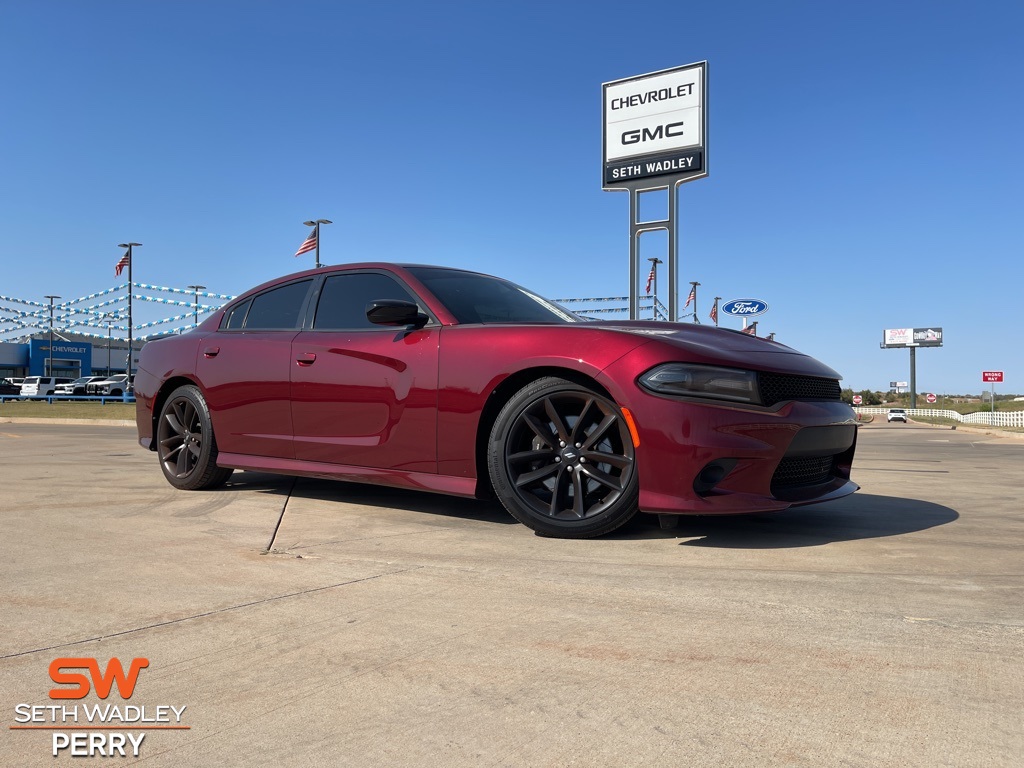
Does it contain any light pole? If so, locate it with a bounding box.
[186,285,206,327]
[302,219,332,268]
[102,313,114,376]
[44,295,61,377]
[647,257,662,320]
[117,243,141,375]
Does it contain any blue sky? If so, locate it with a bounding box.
[1,1,1021,394]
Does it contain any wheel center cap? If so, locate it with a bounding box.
[561,447,579,463]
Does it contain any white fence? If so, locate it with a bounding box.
[855,407,1024,428]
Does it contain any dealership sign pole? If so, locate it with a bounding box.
[603,62,708,321]
[881,328,943,409]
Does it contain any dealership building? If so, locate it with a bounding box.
[0,333,141,380]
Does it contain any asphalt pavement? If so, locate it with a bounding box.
[1,420,1021,766]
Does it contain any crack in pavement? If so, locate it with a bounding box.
[1,566,422,659]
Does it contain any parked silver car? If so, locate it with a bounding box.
[87,374,133,397]
[55,376,108,395]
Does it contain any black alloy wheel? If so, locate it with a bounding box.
[488,377,639,538]
[156,385,233,490]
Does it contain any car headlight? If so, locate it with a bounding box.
[639,364,761,405]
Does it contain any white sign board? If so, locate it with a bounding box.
[884,329,913,347]
[603,62,707,187]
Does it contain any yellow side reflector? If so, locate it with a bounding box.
[620,407,641,448]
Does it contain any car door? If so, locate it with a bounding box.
[197,278,313,459]
[290,271,439,472]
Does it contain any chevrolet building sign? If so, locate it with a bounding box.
[603,62,707,188]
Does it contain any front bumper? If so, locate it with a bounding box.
[625,394,858,516]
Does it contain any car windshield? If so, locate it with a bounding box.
[407,267,578,325]
[72,377,92,384]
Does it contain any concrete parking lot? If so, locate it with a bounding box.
[1,419,1021,766]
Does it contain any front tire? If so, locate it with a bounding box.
[488,377,638,538]
[156,385,233,490]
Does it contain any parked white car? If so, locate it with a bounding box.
[887,408,908,423]
[20,376,74,396]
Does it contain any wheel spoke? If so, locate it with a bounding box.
[548,467,570,515]
[176,444,190,476]
[515,463,559,488]
[543,397,571,443]
[163,410,185,436]
[570,470,585,517]
[581,413,618,450]
[522,413,556,447]
[183,401,198,432]
[583,450,633,469]
[569,398,596,445]
[580,465,623,492]
[507,449,556,465]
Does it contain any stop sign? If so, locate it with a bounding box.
[852,395,862,405]
[926,393,937,404]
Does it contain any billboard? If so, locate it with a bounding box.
[602,62,707,187]
[882,327,943,348]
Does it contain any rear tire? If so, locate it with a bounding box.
[156,385,233,490]
[487,377,638,538]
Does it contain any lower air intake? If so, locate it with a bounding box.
[771,455,836,491]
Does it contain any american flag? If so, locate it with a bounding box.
[683,284,696,309]
[294,228,317,257]
[115,249,130,277]
[709,301,718,325]
[742,322,758,336]
[645,265,656,294]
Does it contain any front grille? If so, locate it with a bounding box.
[771,455,836,490]
[758,373,841,407]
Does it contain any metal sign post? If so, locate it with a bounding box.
[982,371,1004,425]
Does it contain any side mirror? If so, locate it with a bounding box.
[366,299,428,327]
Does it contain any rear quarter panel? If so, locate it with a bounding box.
[135,334,204,448]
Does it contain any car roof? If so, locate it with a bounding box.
[227,262,487,303]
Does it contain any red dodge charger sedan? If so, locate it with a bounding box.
[135,263,858,538]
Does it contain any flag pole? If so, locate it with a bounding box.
[647,257,663,320]
[303,219,333,268]
[118,242,141,378]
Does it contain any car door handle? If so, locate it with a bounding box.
[296,352,317,365]
[203,346,220,358]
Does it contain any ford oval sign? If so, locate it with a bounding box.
[721,299,769,317]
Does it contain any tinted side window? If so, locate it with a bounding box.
[224,299,251,329]
[313,273,418,330]
[243,281,312,330]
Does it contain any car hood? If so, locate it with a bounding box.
[590,320,843,380]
